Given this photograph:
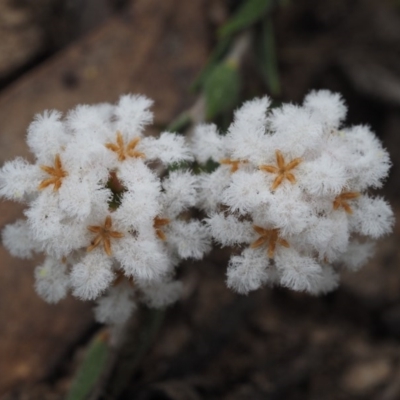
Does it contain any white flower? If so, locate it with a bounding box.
[2,219,38,259]
[94,281,137,326]
[0,94,210,325]
[35,257,70,303]
[226,248,270,294]
[194,90,393,295]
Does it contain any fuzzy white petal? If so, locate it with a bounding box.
[35,257,69,303]
[275,248,324,293]
[94,282,136,325]
[167,220,211,260]
[2,220,38,259]
[303,90,347,129]
[226,248,270,294]
[114,94,153,138]
[351,196,394,238]
[162,171,198,218]
[27,110,69,162]
[206,213,254,246]
[0,158,41,202]
[191,124,225,163]
[139,280,182,308]
[71,250,114,300]
[142,132,193,164]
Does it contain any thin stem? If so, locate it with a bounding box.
[101,308,166,399]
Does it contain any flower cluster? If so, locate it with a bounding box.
[0,90,394,325]
[0,95,210,325]
[192,90,394,295]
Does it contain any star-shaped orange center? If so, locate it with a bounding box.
[87,216,124,256]
[38,154,68,191]
[153,217,170,241]
[250,225,290,258]
[105,131,145,162]
[220,158,248,173]
[333,192,360,214]
[260,150,302,190]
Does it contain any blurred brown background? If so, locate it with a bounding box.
[0,0,399,399]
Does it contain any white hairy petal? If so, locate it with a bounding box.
[139,280,183,308]
[191,123,225,163]
[114,236,170,281]
[167,220,211,260]
[2,220,38,259]
[35,257,70,303]
[142,132,193,164]
[162,170,198,218]
[71,250,114,300]
[303,90,347,129]
[0,158,41,202]
[114,94,153,138]
[338,241,375,271]
[226,248,270,294]
[275,248,324,293]
[94,283,136,325]
[206,213,254,246]
[27,110,69,162]
[351,196,394,238]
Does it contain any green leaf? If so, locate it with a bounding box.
[168,160,191,172]
[167,112,192,134]
[219,0,274,38]
[105,308,165,399]
[65,330,109,400]
[279,0,291,7]
[204,61,241,120]
[256,17,281,96]
[192,159,220,175]
[191,37,232,92]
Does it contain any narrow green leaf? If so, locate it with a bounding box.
[257,17,281,96]
[168,160,191,172]
[66,330,109,400]
[204,62,241,120]
[191,37,232,92]
[219,0,274,38]
[106,308,166,399]
[167,112,192,134]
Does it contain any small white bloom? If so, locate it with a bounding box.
[71,250,114,300]
[303,89,347,129]
[207,213,254,247]
[191,123,225,163]
[338,241,375,271]
[2,219,38,259]
[166,220,211,260]
[0,94,208,325]
[139,279,183,308]
[94,282,137,325]
[0,158,42,202]
[227,248,270,294]
[35,257,70,303]
[193,90,393,295]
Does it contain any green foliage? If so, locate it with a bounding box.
[65,330,109,400]
[167,112,192,134]
[191,37,233,92]
[219,0,274,38]
[204,61,241,120]
[256,17,281,96]
[168,160,191,172]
